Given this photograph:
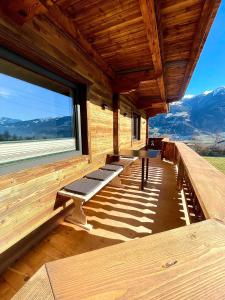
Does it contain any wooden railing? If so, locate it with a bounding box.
[160,138,225,223]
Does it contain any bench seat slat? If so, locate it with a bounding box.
[64,178,102,196]
[85,169,114,181]
[100,164,123,172]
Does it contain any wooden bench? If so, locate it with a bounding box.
[58,157,137,230]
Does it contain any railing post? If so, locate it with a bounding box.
[177,159,184,191]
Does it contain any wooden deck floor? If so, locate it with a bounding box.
[0,157,188,299]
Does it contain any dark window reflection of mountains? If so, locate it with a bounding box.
[0,116,73,141]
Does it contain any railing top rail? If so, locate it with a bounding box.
[175,142,225,222]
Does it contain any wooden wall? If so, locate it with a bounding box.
[0,13,146,255]
[120,96,146,151]
[120,99,132,150]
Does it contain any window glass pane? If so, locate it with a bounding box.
[0,62,77,166]
[132,113,140,140]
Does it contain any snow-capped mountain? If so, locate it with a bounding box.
[0,117,21,125]
[150,87,225,140]
[0,116,72,140]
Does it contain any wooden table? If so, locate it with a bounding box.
[113,149,160,190]
[14,219,225,299]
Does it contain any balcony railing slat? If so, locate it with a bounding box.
[160,138,225,223]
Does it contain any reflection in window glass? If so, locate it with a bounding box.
[0,66,77,165]
[132,113,141,140]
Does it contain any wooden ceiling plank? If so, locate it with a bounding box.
[39,0,115,79]
[139,0,166,104]
[112,69,159,93]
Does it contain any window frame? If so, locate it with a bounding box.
[132,112,141,140]
[0,47,85,175]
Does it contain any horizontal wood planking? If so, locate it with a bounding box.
[41,219,225,299]
[175,142,225,222]
[53,0,220,115]
[161,139,225,221]
[58,0,152,72]
[0,0,220,117]
[120,101,132,150]
[0,12,147,257]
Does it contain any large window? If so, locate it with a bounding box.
[132,113,141,140]
[0,50,82,173]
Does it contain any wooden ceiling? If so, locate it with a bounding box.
[0,0,221,116]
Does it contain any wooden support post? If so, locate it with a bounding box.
[177,159,185,191]
[161,141,166,160]
[113,93,120,155]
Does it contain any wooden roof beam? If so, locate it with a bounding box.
[112,69,159,93]
[39,1,114,79]
[0,0,46,25]
[137,97,163,110]
[139,0,167,106]
[117,66,154,75]
[146,107,165,118]
[0,0,114,78]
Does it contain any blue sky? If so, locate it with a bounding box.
[185,0,225,97]
[0,73,72,120]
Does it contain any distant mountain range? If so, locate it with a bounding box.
[1,87,225,142]
[0,116,72,141]
[150,87,225,141]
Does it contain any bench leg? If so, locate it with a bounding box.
[109,176,124,188]
[65,200,92,231]
[132,158,140,166]
[122,167,132,176]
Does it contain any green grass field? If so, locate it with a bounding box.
[204,156,225,175]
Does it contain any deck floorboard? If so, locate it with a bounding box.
[0,157,187,299]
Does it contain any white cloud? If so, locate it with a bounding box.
[165,112,189,118]
[182,94,195,99]
[203,90,212,95]
[170,100,182,106]
[0,87,11,98]
[165,113,173,118]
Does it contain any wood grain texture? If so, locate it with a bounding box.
[139,0,166,102]
[0,12,146,257]
[12,266,54,300]
[1,156,186,299]
[175,142,225,222]
[39,1,114,78]
[0,97,146,256]
[0,0,220,273]
[45,219,225,299]
[0,0,220,116]
[113,93,120,154]
[120,100,132,150]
